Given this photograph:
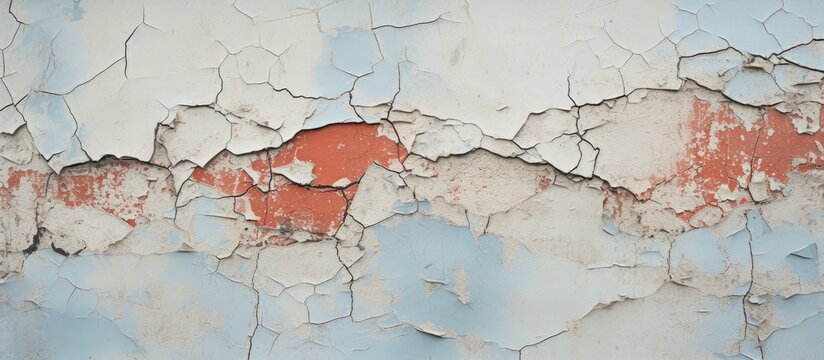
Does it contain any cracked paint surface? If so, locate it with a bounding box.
[1,0,823,358]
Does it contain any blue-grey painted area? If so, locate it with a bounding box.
[765,10,814,49]
[351,29,403,107]
[303,95,360,129]
[723,69,784,105]
[21,92,76,159]
[696,0,782,56]
[305,269,352,323]
[762,292,824,332]
[762,311,824,358]
[782,41,824,71]
[671,226,750,277]
[521,282,746,359]
[259,314,517,360]
[185,197,241,256]
[785,0,824,37]
[749,211,823,285]
[354,213,666,349]
[331,28,382,77]
[0,250,257,359]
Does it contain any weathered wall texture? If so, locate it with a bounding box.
[1,0,823,358]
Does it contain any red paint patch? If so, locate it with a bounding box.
[191,152,262,196]
[669,99,823,220]
[677,100,757,205]
[263,234,298,247]
[53,160,173,227]
[753,108,824,183]
[603,186,632,222]
[235,181,347,237]
[537,169,552,191]
[0,168,49,203]
[270,123,405,187]
[195,123,405,243]
[343,183,359,201]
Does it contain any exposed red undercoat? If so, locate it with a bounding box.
[0,168,48,203]
[194,123,406,244]
[343,183,359,201]
[191,166,254,196]
[537,169,553,191]
[445,184,463,203]
[53,161,174,227]
[270,123,406,187]
[670,99,823,221]
[753,108,824,183]
[677,100,757,206]
[608,99,823,228]
[235,183,347,237]
[190,151,264,196]
[603,187,635,224]
[637,175,669,201]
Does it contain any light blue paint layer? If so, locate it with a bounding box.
[187,197,239,255]
[306,269,352,323]
[782,41,824,71]
[0,250,257,359]
[331,28,381,77]
[671,227,750,277]
[22,92,76,159]
[765,10,813,49]
[261,315,517,360]
[762,312,824,358]
[303,95,360,129]
[749,211,823,284]
[356,213,668,349]
[695,0,783,56]
[723,69,783,105]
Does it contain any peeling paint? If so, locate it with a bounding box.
[0,0,823,358]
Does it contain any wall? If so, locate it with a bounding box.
[1,0,823,358]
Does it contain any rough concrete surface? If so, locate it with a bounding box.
[1,0,823,359]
